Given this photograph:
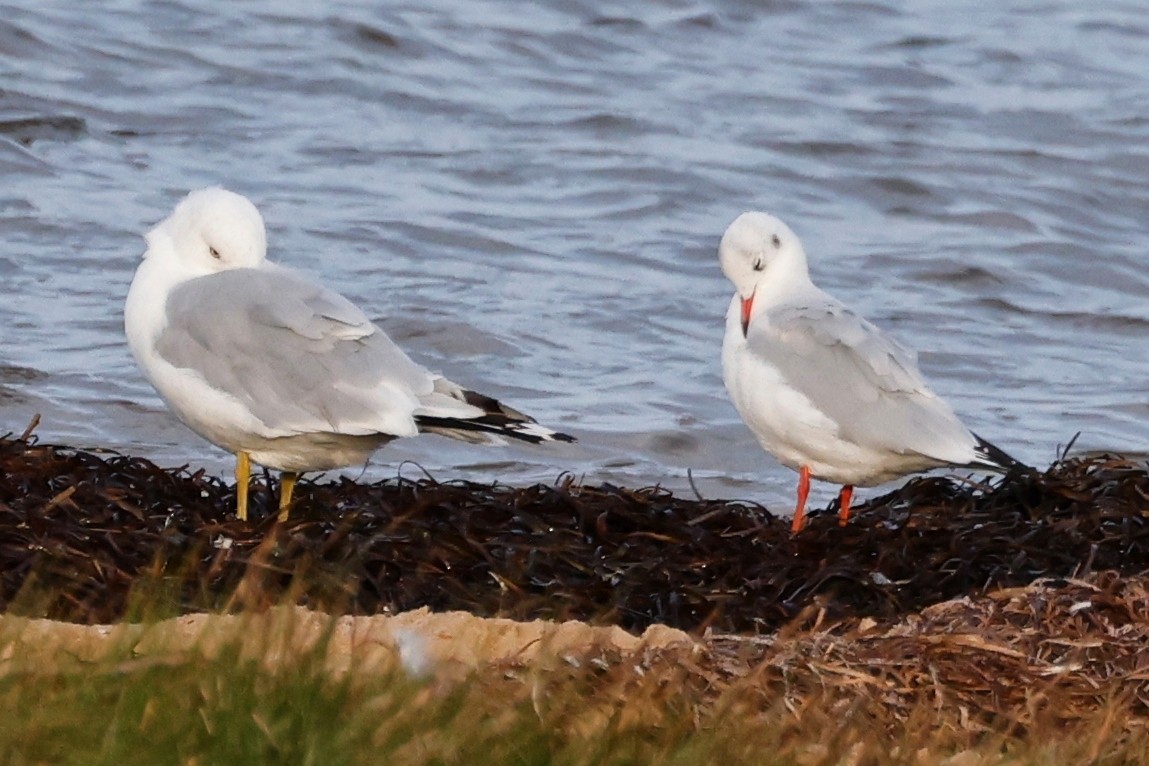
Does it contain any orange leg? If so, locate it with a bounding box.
[838,485,854,527]
[791,465,812,534]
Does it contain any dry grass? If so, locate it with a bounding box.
[704,572,1149,754]
[3,572,1149,764]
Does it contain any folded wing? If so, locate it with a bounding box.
[750,299,979,465]
[156,266,464,438]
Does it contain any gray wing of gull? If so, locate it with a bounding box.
[749,299,977,460]
[155,266,439,437]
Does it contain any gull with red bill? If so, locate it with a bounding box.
[719,211,1023,533]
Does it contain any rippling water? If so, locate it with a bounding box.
[2,0,1146,510]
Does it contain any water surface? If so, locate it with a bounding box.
[1,0,1146,511]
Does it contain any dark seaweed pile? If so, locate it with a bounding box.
[1,427,1147,633]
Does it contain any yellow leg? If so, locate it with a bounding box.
[278,471,299,522]
[235,451,251,521]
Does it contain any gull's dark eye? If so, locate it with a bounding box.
[752,258,764,272]
[209,246,221,259]
[771,234,781,248]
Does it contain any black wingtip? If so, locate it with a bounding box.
[971,432,1031,473]
[415,414,576,445]
[418,385,576,446]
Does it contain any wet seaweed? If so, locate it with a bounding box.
[1,427,1147,632]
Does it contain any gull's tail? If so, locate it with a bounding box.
[969,432,1030,473]
[415,386,575,446]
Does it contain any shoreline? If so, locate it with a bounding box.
[2,428,1147,632]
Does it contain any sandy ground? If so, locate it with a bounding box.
[0,607,697,681]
